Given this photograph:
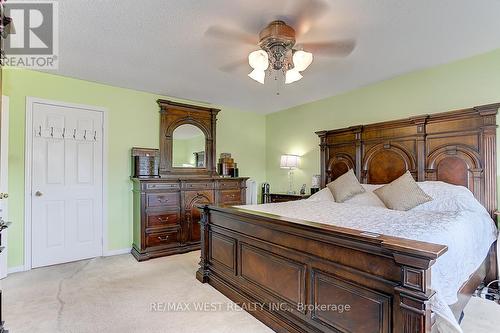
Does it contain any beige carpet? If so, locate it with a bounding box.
[2,251,498,333]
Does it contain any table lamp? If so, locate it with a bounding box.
[280,154,299,194]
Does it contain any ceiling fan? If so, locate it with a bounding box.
[0,0,15,65]
[204,0,356,86]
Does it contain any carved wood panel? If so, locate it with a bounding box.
[158,99,219,177]
[317,103,499,216]
[362,143,416,184]
[311,270,391,333]
[184,190,214,243]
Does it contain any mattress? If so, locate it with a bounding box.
[237,182,498,333]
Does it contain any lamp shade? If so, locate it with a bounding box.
[285,69,303,84]
[248,50,269,71]
[248,69,266,84]
[292,50,313,72]
[280,155,299,169]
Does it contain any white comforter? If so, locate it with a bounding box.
[238,182,497,333]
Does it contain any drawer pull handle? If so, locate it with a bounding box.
[158,217,169,223]
[158,198,169,203]
[158,235,170,241]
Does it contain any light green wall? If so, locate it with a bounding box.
[172,138,189,166]
[6,48,500,268]
[172,135,205,167]
[186,135,205,166]
[3,67,266,268]
[266,48,500,193]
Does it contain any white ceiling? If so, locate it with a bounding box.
[39,0,500,114]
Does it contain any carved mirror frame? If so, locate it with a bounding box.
[158,99,219,177]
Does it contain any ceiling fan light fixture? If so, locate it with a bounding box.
[285,69,303,84]
[292,50,313,72]
[248,50,269,71]
[248,69,266,84]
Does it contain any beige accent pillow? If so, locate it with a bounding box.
[326,169,365,203]
[373,171,432,211]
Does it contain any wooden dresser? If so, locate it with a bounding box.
[132,177,247,261]
[131,99,248,261]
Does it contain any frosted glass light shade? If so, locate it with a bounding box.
[292,50,313,71]
[280,155,299,169]
[248,50,269,71]
[285,69,303,84]
[248,69,265,84]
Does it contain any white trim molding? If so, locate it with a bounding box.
[0,96,9,279]
[7,266,25,275]
[24,97,109,271]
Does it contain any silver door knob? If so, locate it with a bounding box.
[35,191,43,197]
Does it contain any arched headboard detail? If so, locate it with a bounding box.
[362,143,416,184]
[326,153,355,184]
[316,103,499,216]
[427,145,483,201]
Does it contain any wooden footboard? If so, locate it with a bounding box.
[196,205,450,333]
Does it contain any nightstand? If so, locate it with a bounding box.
[269,193,310,203]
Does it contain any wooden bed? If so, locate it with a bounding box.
[196,103,499,333]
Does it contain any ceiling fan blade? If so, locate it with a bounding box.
[2,16,15,35]
[219,59,249,73]
[288,0,330,37]
[204,26,257,45]
[298,39,356,57]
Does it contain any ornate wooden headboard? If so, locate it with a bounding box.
[316,103,499,216]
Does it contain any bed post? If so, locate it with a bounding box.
[411,115,428,181]
[317,131,327,188]
[196,205,210,283]
[393,254,435,333]
[476,104,499,282]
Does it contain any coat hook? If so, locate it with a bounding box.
[50,127,54,137]
[83,130,87,140]
[62,128,66,138]
[38,125,42,136]
[73,129,77,139]
[94,130,97,141]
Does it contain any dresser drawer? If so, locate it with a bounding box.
[146,192,179,207]
[218,181,240,190]
[219,190,242,204]
[146,229,179,248]
[146,183,180,191]
[146,212,180,229]
[183,182,214,190]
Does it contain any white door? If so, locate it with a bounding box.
[0,96,9,278]
[31,101,103,268]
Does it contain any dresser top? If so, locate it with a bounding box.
[132,176,249,183]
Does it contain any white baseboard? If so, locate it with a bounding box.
[104,248,131,256]
[7,266,26,274]
[5,249,131,275]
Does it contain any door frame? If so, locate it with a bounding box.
[0,96,9,279]
[24,97,108,271]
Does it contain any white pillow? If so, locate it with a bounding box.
[309,184,386,208]
[326,169,365,202]
[308,188,334,201]
[361,184,384,192]
[343,191,386,208]
[373,171,433,211]
[412,181,487,214]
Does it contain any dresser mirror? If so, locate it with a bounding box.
[158,99,219,177]
[172,124,205,168]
